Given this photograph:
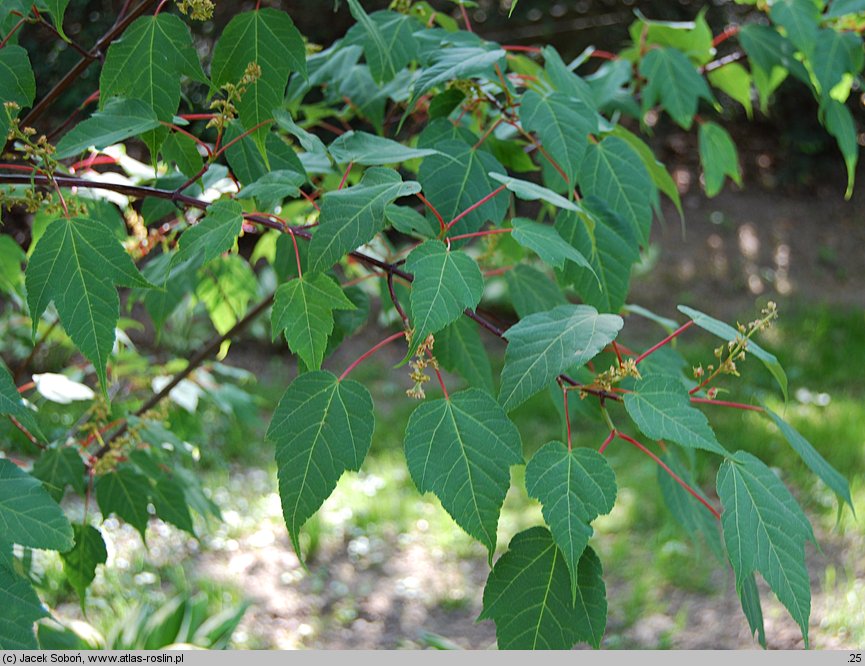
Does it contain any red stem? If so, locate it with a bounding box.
[502,45,541,53]
[339,331,405,382]
[0,16,29,48]
[445,184,508,231]
[690,397,764,412]
[563,387,572,450]
[153,0,168,15]
[447,227,512,243]
[299,189,321,212]
[416,192,446,233]
[160,121,213,157]
[0,163,38,174]
[611,341,624,366]
[213,118,274,159]
[617,432,721,520]
[634,320,695,364]
[473,118,503,150]
[428,351,450,400]
[459,3,473,32]
[599,430,616,454]
[590,49,619,61]
[712,25,740,47]
[179,113,217,121]
[338,161,353,190]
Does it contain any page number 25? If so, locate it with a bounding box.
[850,654,862,663]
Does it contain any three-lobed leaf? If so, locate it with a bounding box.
[55,98,160,159]
[639,47,715,129]
[329,130,438,165]
[95,465,152,540]
[698,122,742,197]
[173,199,244,270]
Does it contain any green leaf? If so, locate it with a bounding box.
[739,24,811,86]
[677,305,788,401]
[195,255,258,337]
[0,361,26,417]
[499,304,623,412]
[26,217,150,389]
[309,167,421,274]
[150,476,195,535]
[405,240,484,356]
[418,139,509,236]
[405,388,522,555]
[519,90,594,190]
[31,447,85,503]
[0,564,46,649]
[556,199,639,314]
[162,131,203,178]
[541,46,597,109]
[739,573,767,648]
[42,0,69,39]
[0,45,35,137]
[56,98,160,159]
[506,265,567,318]
[223,123,307,186]
[717,451,814,646]
[770,0,820,56]
[525,442,616,603]
[511,218,594,278]
[174,199,243,269]
[236,170,305,205]
[708,63,754,118]
[329,130,438,165]
[826,0,865,17]
[436,318,494,393]
[764,406,853,511]
[639,47,715,130]
[821,99,858,198]
[272,273,356,371]
[385,204,438,238]
[345,2,417,84]
[96,466,152,540]
[480,527,606,649]
[0,235,25,295]
[635,10,714,64]
[698,122,742,197]
[267,371,374,557]
[406,47,505,112]
[579,136,654,244]
[488,173,580,212]
[211,9,306,155]
[0,459,73,551]
[60,524,107,605]
[624,374,729,456]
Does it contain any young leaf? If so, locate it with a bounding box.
[764,407,853,511]
[405,240,484,356]
[26,217,151,389]
[525,442,616,603]
[267,371,374,558]
[345,1,417,84]
[404,388,523,556]
[235,170,306,206]
[579,136,654,244]
[31,447,86,502]
[309,167,421,274]
[195,255,258,337]
[211,9,306,155]
[55,98,160,159]
[60,524,107,605]
[406,47,505,111]
[385,204,438,239]
[717,451,814,646]
[506,265,567,319]
[0,45,36,137]
[0,565,46,649]
[488,173,580,212]
[418,139,508,236]
[174,199,244,269]
[639,47,715,130]
[511,217,594,277]
[271,273,356,371]
[624,374,729,456]
[436,317,495,393]
[677,305,788,401]
[499,304,623,412]
[811,28,863,102]
[519,90,595,190]
[698,122,742,197]
[0,459,73,551]
[223,123,307,186]
[329,130,438,165]
[708,63,754,118]
[480,527,606,649]
[96,466,153,540]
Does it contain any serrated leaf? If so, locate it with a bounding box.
[345,2,418,84]
[699,122,742,197]
[162,131,203,179]
[31,447,85,502]
[519,90,594,190]
[406,47,505,111]
[0,45,35,137]
[56,98,160,159]
[0,235,25,295]
[329,131,438,165]
[541,46,597,109]
[480,527,606,649]
[436,318,494,392]
[708,63,754,118]
[26,217,151,389]
[150,476,195,535]
[821,98,858,198]
[385,204,438,238]
[0,459,73,551]
[60,524,107,605]
[272,273,356,371]
[0,564,46,649]
[0,361,26,417]
[678,305,788,401]
[717,451,814,646]
[579,136,654,244]
[525,442,616,603]
[499,304,623,412]
[273,109,328,155]
[418,139,508,236]
[624,374,729,456]
[236,170,305,206]
[405,240,484,356]
[267,371,374,557]
[639,47,715,130]
[489,173,580,212]
[739,24,811,86]
[765,407,853,511]
[506,265,567,318]
[96,466,152,540]
[770,0,820,56]
[405,388,522,555]
[195,255,259,338]
[223,123,306,186]
[211,9,306,155]
[309,167,421,274]
[511,217,595,279]
[174,199,243,269]
[42,0,69,39]
[739,572,767,648]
